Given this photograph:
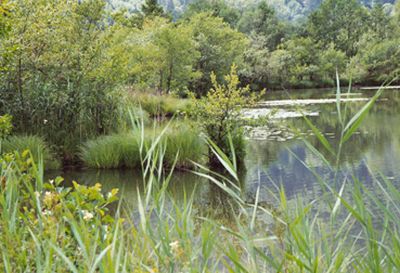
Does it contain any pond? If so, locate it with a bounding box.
[48,88,400,214]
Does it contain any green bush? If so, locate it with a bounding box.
[191,65,262,167]
[1,135,60,169]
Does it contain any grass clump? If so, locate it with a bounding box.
[1,135,60,169]
[80,122,206,169]
[129,92,193,117]
[80,133,142,169]
[164,122,206,168]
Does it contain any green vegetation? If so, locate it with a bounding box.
[129,92,192,117]
[80,121,206,169]
[1,91,400,271]
[191,65,262,167]
[80,133,141,169]
[1,0,399,271]
[0,114,12,138]
[1,0,399,167]
[1,135,60,170]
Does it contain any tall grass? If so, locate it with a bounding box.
[0,135,60,169]
[1,83,399,272]
[80,133,142,169]
[129,92,193,117]
[80,121,206,169]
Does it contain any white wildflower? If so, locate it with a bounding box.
[82,210,94,221]
[42,209,52,216]
[169,240,180,252]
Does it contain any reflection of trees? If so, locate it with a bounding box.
[243,95,400,200]
[246,139,285,167]
[285,101,396,166]
[46,169,204,209]
[196,169,247,223]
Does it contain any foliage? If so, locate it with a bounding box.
[0,114,12,139]
[187,13,249,95]
[237,1,287,50]
[351,37,400,84]
[80,133,142,169]
[307,0,370,56]
[191,65,262,166]
[127,17,200,94]
[0,151,119,272]
[0,0,126,159]
[1,135,60,170]
[182,0,240,27]
[1,90,400,272]
[141,0,166,17]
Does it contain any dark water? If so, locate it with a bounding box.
[49,88,400,209]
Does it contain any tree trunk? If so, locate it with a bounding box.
[166,62,173,94]
[158,70,164,95]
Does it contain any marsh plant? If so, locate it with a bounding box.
[80,121,206,170]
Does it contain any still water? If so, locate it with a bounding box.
[51,88,400,209]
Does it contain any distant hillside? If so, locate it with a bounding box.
[106,0,397,21]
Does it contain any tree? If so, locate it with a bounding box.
[237,1,286,50]
[318,44,346,84]
[127,18,200,94]
[307,0,369,56]
[351,38,400,84]
[187,13,248,95]
[182,0,240,27]
[0,0,125,158]
[142,0,165,17]
[368,4,393,39]
[241,35,271,90]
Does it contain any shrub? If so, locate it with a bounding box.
[0,151,119,272]
[191,65,263,167]
[1,135,60,169]
[0,114,12,138]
